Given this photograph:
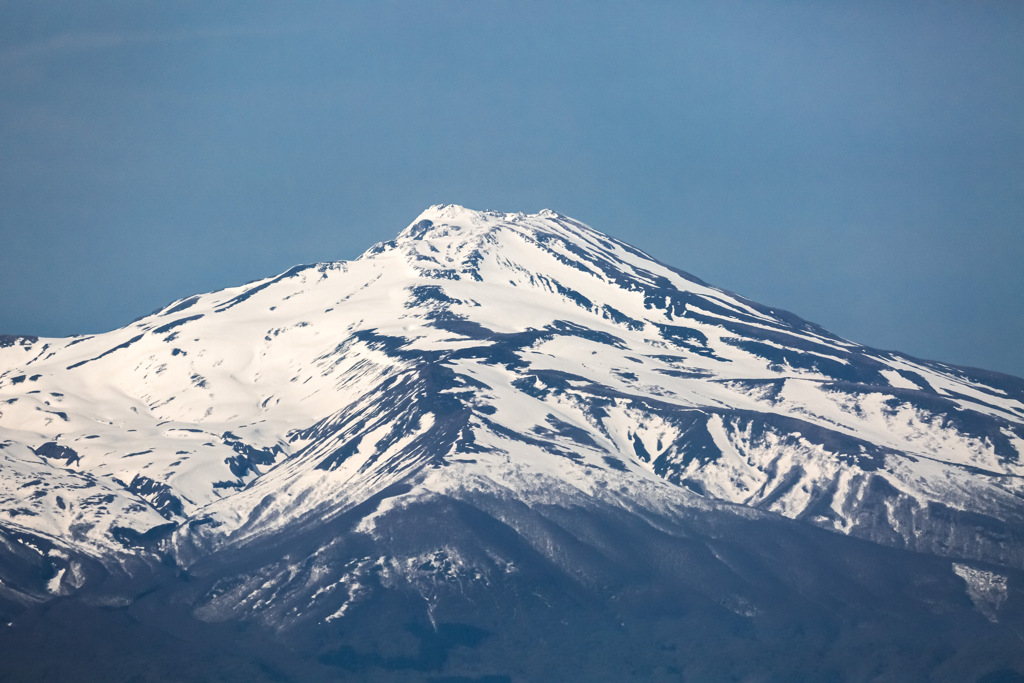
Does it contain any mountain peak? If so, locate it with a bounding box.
[414,203,516,223]
[412,203,561,224]
[396,204,572,243]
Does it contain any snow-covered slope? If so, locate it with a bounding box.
[2,204,1023,621]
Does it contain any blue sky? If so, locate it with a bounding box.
[2,1,1022,377]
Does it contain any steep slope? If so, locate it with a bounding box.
[1,205,1023,679]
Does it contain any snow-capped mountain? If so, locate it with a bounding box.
[2,205,1023,681]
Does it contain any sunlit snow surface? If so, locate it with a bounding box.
[2,204,1024,601]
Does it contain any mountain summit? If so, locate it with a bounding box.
[2,206,1023,680]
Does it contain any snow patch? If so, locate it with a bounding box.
[953,562,1008,622]
[46,567,66,594]
[880,369,920,391]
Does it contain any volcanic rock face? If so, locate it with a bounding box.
[1,205,1023,681]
